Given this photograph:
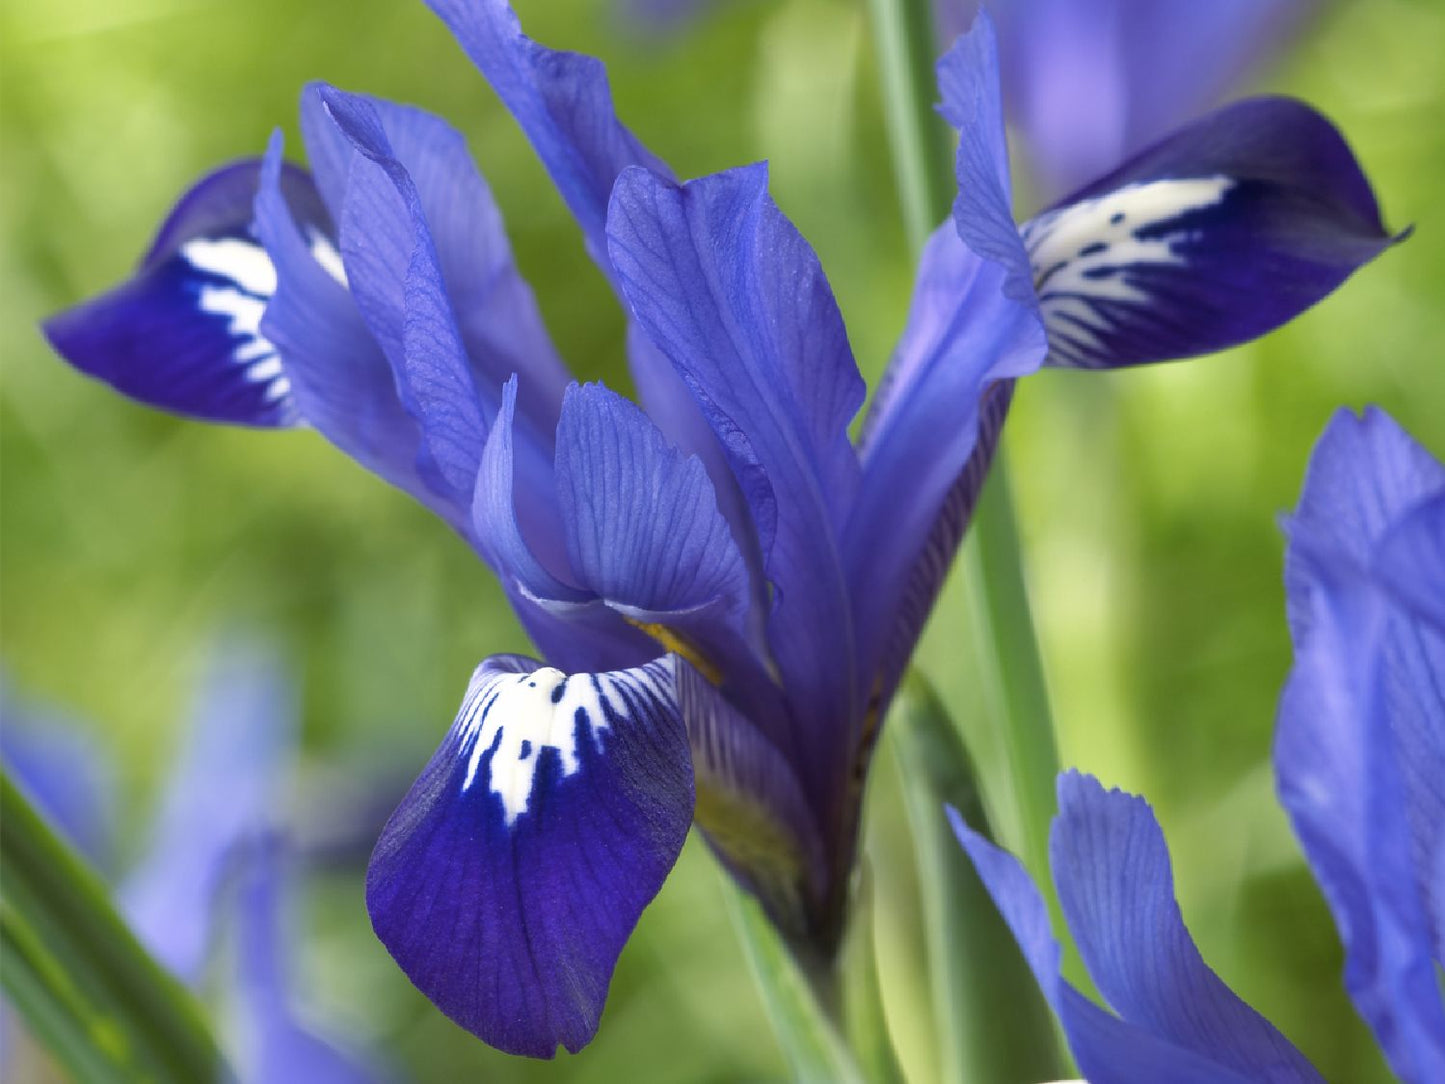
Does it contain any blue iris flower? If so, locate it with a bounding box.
[1,645,383,1083]
[952,407,1444,1084]
[42,0,1399,1058]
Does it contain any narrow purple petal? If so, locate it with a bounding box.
[252,134,460,531]
[43,160,311,427]
[1051,773,1323,1081]
[1277,408,1445,1082]
[119,641,294,983]
[848,224,1045,712]
[1023,97,1400,369]
[606,162,865,815]
[366,655,693,1058]
[950,803,1263,1084]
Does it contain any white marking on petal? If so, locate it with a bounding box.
[306,227,348,287]
[454,663,672,826]
[182,237,277,297]
[1021,176,1233,366]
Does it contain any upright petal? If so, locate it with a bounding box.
[607,163,865,809]
[366,655,693,1058]
[119,640,294,983]
[1050,773,1323,1081]
[43,160,317,427]
[1020,98,1401,369]
[1277,408,1445,1082]
[950,801,1286,1084]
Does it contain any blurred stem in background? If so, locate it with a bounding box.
[866,0,1069,1077]
[0,774,228,1084]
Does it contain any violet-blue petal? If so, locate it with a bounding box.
[231,836,385,1084]
[421,0,672,277]
[676,662,824,938]
[606,162,864,803]
[936,11,1036,303]
[1051,772,1324,1081]
[1021,97,1400,370]
[43,160,313,427]
[119,641,294,983]
[252,134,463,531]
[366,654,693,1058]
[1278,408,1445,1082]
[849,222,1046,710]
[299,84,570,444]
[1377,494,1445,635]
[983,0,1312,200]
[950,802,1270,1084]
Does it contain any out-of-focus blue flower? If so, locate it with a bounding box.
[941,0,1314,202]
[42,0,1399,1059]
[951,407,1444,1084]
[0,646,382,1084]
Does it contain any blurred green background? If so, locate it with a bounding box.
[2,0,1442,1079]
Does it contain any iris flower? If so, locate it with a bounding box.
[952,407,1443,1083]
[43,0,1398,1058]
[0,647,380,1083]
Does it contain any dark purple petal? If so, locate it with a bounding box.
[366,655,693,1058]
[606,162,865,812]
[1051,773,1322,1081]
[983,0,1312,200]
[252,134,461,531]
[1278,409,1445,1082]
[1023,97,1401,369]
[936,11,1036,303]
[119,641,294,983]
[300,84,571,445]
[420,0,672,279]
[43,160,319,427]
[848,223,1045,712]
[676,662,824,940]
[950,802,1271,1084]
[231,836,386,1084]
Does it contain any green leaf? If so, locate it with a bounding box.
[891,673,1069,1083]
[0,772,230,1083]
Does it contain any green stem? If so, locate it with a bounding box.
[892,673,1067,1082]
[0,773,229,1084]
[865,0,1061,900]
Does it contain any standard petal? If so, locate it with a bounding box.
[252,134,462,531]
[949,803,1265,1084]
[848,223,1046,711]
[366,655,693,1058]
[420,0,672,277]
[1020,97,1401,369]
[1277,409,1445,1081]
[299,84,571,444]
[607,162,864,815]
[43,160,314,427]
[1051,773,1323,1081]
[119,641,294,983]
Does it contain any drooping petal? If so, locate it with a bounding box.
[1051,773,1323,1081]
[366,655,693,1058]
[230,836,384,1084]
[607,162,864,807]
[1277,409,1445,1082]
[252,133,461,531]
[848,224,1045,712]
[981,0,1312,201]
[299,84,571,444]
[43,160,316,427]
[1021,97,1401,370]
[119,640,294,983]
[950,802,1278,1084]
